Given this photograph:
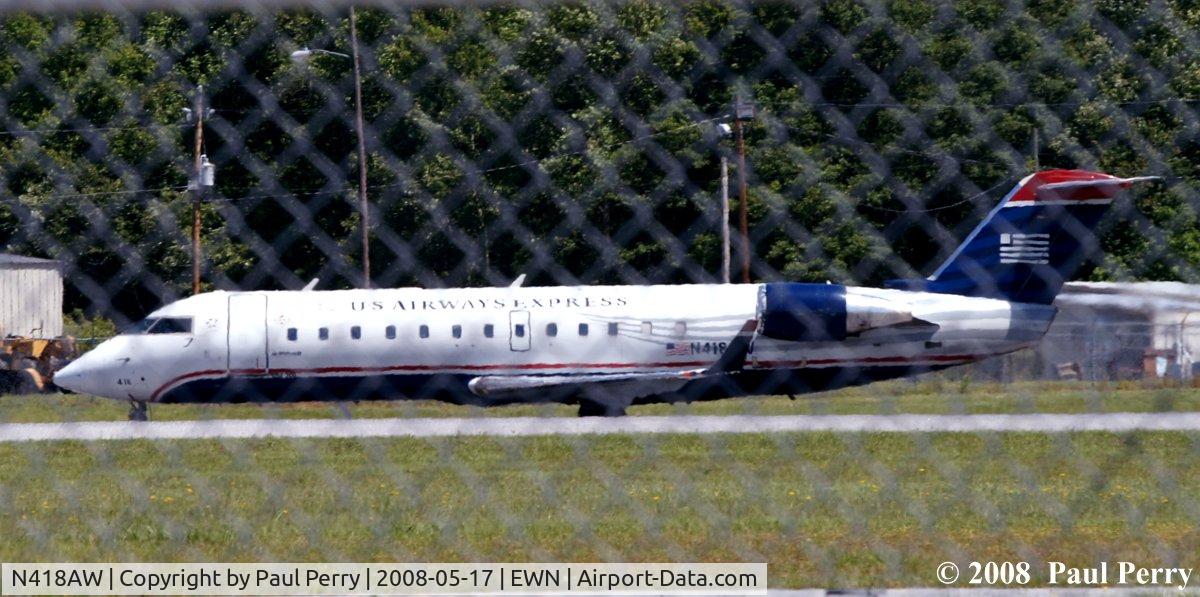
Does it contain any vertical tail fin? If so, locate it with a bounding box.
[887,169,1157,304]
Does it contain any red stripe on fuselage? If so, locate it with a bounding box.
[151,361,712,400]
[756,353,982,367]
[149,354,987,402]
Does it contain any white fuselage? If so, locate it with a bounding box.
[54,283,1054,408]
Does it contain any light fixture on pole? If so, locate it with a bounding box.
[290,47,351,62]
[289,8,372,288]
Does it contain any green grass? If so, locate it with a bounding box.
[2,432,1199,588]
[5,379,1200,422]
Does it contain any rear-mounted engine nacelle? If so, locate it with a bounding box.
[756,283,915,342]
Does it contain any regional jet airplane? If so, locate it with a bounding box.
[55,169,1154,419]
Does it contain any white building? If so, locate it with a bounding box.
[1045,282,1200,380]
[942,282,1200,381]
[0,253,63,339]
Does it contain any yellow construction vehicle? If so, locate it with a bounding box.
[0,336,78,394]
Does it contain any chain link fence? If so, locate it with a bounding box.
[3,0,1200,589]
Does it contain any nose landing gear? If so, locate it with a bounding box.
[577,398,628,417]
[128,399,149,422]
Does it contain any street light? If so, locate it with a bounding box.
[717,123,732,284]
[731,95,755,284]
[290,48,351,61]
[290,7,372,288]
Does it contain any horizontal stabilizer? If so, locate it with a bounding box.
[1035,176,1160,201]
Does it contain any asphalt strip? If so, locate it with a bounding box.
[2,412,1200,442]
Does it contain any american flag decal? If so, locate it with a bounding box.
[999,232,1050,264]
[665,342,690,356]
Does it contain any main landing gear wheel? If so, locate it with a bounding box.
[128,400,148,422]
[577,399,627,417]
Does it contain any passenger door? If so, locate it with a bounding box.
[509,310,531,352]
[227,293,268,372]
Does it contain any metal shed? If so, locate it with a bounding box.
[0,254,63,339]
[965,282,1200,382]
[1046,282,1200,380]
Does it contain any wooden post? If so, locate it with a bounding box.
[191,85,204,295]
[1032,126,1040,171]
[720,156,730,284]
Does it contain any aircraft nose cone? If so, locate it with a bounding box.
[53,355,118,398]
[52,338,137,400]
[52,360,86,394]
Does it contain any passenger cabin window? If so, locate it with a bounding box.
[640,321,652,335]
[350,325,362,339]
[515,324,526,338]
[674,321,687,336]
[385,325,396,339]
[452,325,462,339]
[419,325,430,339]
[318,327,329,340]
[546,323,557,337]
[608,322,618,336]
[148,317,192,334]
[578,323,589,336]
[484,324,494,338]
[287,328,298,341]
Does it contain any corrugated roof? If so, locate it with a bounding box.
[1056,282,1200,318]
[0,253,60,266]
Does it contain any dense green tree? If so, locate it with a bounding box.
[0,0,1196,321]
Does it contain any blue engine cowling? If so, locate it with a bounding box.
[757,283,848,341]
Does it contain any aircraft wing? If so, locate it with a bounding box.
[466,320,758,399]
[467,370,703,399]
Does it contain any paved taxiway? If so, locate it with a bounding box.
[2,412,1200,442]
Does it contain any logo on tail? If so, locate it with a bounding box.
[999,233,1050,265]
[888,169,1158,305]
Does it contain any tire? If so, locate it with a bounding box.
[18,369,44,393]
[128,402,149,422]
[577,399,627,417]
[0,370,21,394]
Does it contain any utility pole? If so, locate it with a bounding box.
[1032,126,1040,171]
[720,156,730,284]
[350,6,371,288]
[733,96,755,284]
[191,85,205,296]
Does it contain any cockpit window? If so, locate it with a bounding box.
[147,317,192,334]
[122,318,158,335]
[121,316,193,335]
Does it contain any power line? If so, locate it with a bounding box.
[28,115,725,203]
[16,185,189,200]
[23,101,1122,207]
[9,92,1194,139]
[771,96,1200,110]
[0,123,189,137]
[854,176,1014,214]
